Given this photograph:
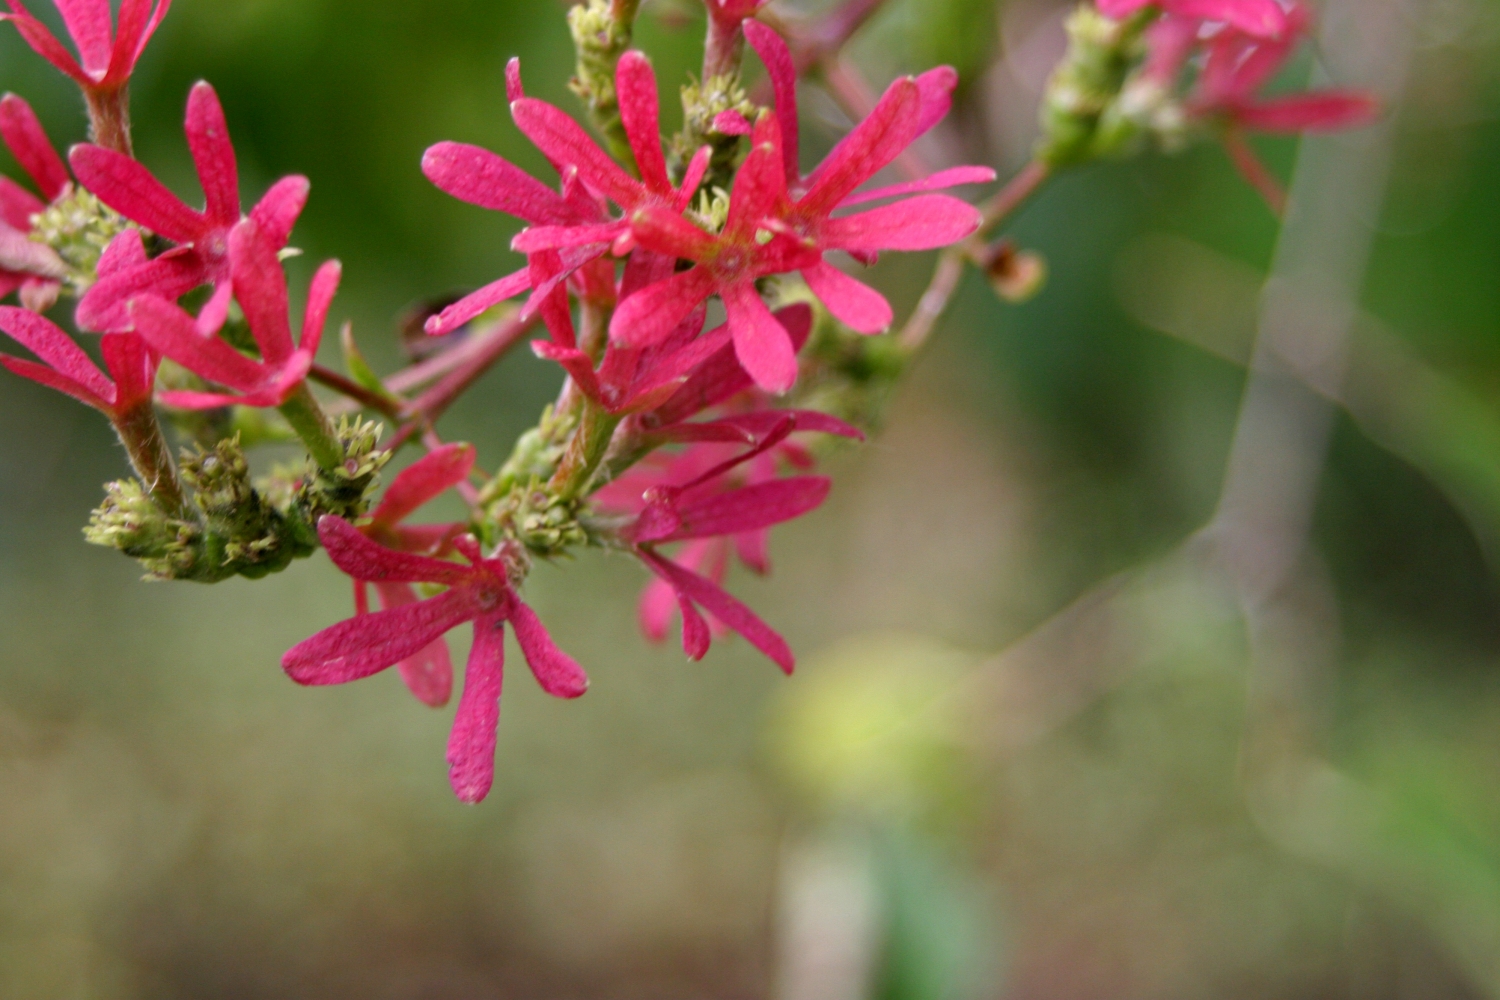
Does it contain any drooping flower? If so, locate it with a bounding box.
[71,81,310,332]
[129,217,338,410]
[353,442,477,709]
[1094,0,1288,38]
[0,304,155,419]
[283,516,589,804]
[1,0,172,98]
[420,53,710,337]
[597,416,840,672]
[0,94,70,310]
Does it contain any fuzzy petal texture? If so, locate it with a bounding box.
[610,264,717,347]
[447,612,506,804]
[616,51,671,193]
[374,581,454,708]
[184,82,239,225]
[803,260,893,333]
[425,267,531,336]
[0,94,67,199]
[649,304,811,425]
[69,143,205,243]
[227,220,294,364]
[0,303,113,398]
[646,477,832,542]
[283,586,478,687]
[509,600,589,699]
[300,258,342,355]
[800,78,921,215]
[841,165,997,207]
[98,330,155,408]
[248,175,310,250]
[744,20,800,183]
[823,194,981,252]
[318,516,475,586]
[510,97,641,210]
[76,248,210,332]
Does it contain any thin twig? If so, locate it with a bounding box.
[308,364,404,420]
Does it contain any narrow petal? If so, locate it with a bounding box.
[448,612,506,803]
[510,599,589,699]
[424,268,530,337]
[736,529,771,575]
[744,20,800,184]
[0,304,113,399]
[649,303,812,425]
[374,581,453,708]
[803,260,892,333]
[75,249,209,332]
[673,409,865,444]
[822,194,981,252]
[0,94,68,200]
[511,222,621,254]
[638,575,678,642]
[248,175,310,250]
[841,165,997,207]
[184,82,241,225]
[0,354,108,408]
[616,51,672,194]
[627,204,720,262]
[1235,92,1379,133]
[227,219,293,364]
[913,66,959,138]
[610,265,717,347]
[422,141,575,225]
[657,477,831,542]
[637,548,795,673]
[195,278,233,335]
[675,146,712,212]
[98,331,156,409]
[799,78,921,216]
[0,11,90,86]
[505,57,525,103]
[532,340,603,402]
[724,280,797,394]
[318,515,475,586]
[372,442,477,527]
[69,143,206,243]
[724,138,788,240]
[283,587,475,687]
[0,178,44,231]
[129,293,266,390]
[54,0,113,77]
[511,98,643,210]
[300,258,342,356]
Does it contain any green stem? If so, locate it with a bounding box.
[278,382,345,472]
[549,399,622,501]
[111,399,190,519]
[569,0,640,171]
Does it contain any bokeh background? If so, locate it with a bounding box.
[2,0,1500,997]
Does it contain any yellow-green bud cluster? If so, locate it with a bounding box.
[29,184,138,296]
[671,74,757,195]
[1036,6,1154,168]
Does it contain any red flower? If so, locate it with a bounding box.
[0,303,155,417]
[1,0,171,96]
[129,217,339,410]
[1095,0,1287,38]
[71,82,310,332]
[420,54,709,337]
[283,516,589,804]
[354,442,478,709]
[0,94,70,310]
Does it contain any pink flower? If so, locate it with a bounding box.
[598,416,839,672]
[0,303,155,417]
[129,217,338,410]
[354,443,478,709]
[71,81,310,332]
[0,94,70,310]
[1,0,171,96]
[284,516,589,804]
[421,54,709,337]
[614,24,990,388]
[1095,0,1288,38]
[1187,4,1377,134]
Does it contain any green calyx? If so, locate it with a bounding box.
[569,0,639,169]
[672,74,757,195]
[1036,5,1156,169]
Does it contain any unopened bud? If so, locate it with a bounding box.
[982,241,1048,304]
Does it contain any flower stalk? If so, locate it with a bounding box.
[278,382,346,473]
[112,397,190,518]
[82,84,131,156]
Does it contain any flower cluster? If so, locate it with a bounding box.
[0,0,1379,802]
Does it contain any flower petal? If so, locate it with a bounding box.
[744,20,800,184]
[822,193,980,252]
[510,599,589,699]
[724,280,798,394]
[0,353,110,408]
[0,9,90,86]
[300,258,342,356]
[1235,92,1379,133]
[637,548,795,673]
[610,264,717,347]
[803,259,892,333]
[913,66,959,139]
[70,142,206,243]
[75,248,210,332]
[183,82,241,226]
[0,94,68,200]
[283,586,476,688]
[511,97,642,210]
[422,141,576,226]
[248,175,310,250]
[372,442,476,528]
[616,51,672,194]
[0,178,43,231]
[0,303,113,399]
[318,515,475,586]
[657,477,832,542]
[448,611,506,803]
[129,292,266,390]
[649,303,812,425]
[840,165,997,207]
[374,581,453,708]
[98,331,156,409]
[424,267,531,337]
[799,77,921,216]
[227,218,294,364]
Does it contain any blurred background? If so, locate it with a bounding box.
[2,0,1500,996]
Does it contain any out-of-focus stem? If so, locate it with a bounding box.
[278,382,345,471]
[309,364,402,420]
[112,399,190,518]
[84,85,132,156]
[1221,127,1287,217]
[703,12,748,82]
[897,161,1051,354]
[790,0,890,72]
